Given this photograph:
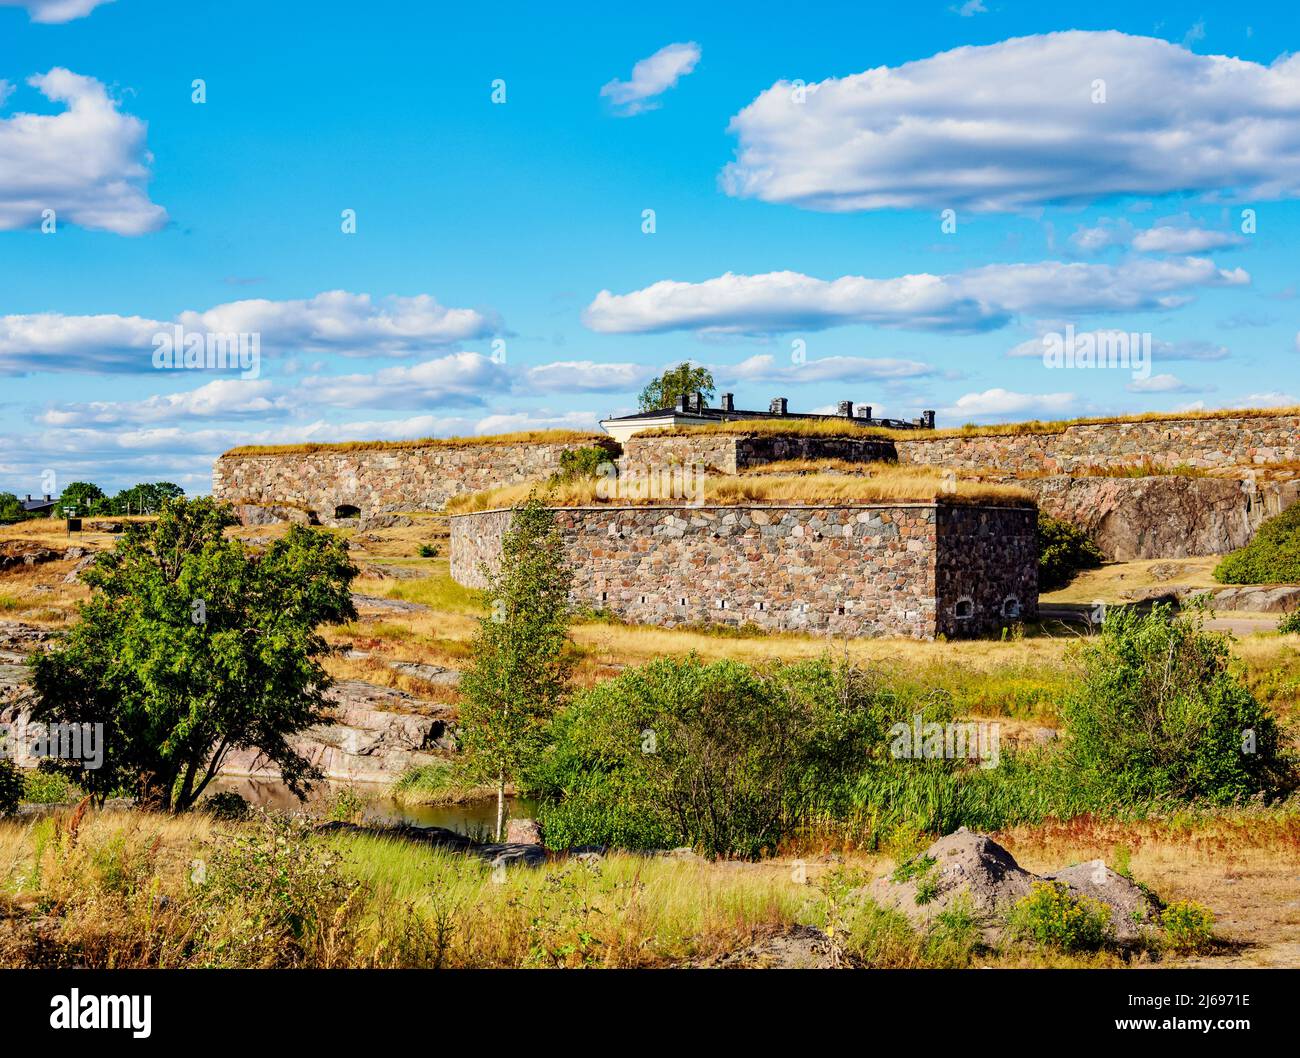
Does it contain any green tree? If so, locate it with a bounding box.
[1037,512,1104,591]
[1057,604,1295,805]
[637,362,716,412]
[55,481,107,517]
[0,759,22,816]
[1214,501,1300,584]
[28,497,358,812]
[0,492,25,524]
[458,494,574,840]
[112,481,186,516]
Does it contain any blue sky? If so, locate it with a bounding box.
[1,0,1297,494]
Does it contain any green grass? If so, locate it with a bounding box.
[391,762,484,806]
[379,567,484,615]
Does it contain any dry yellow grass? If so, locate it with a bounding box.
[446,466,1034,514]
[222,430,610,457]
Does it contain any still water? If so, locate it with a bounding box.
[209,775,537,839]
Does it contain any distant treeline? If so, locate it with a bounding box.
[0,481,184,522]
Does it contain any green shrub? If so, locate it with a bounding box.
[0,760,22,816]
[417,543,440,558]
[1161,900,1215,954]
[1038,513,1105,591]
[1278,610,1300,635]
[21,768,79,805]
[551,446,616,484]
[1007,881,1109,952]
[202,790,251,820]
[193,811,362,967]
[532,656,901,858]
[1057,604,1296,807]
[1215,502,1300,584]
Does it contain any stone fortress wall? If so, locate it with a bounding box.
[617,411,1300,560]
[212,436,616,523]
[451,502,1037,641]
[892,412,1300,475]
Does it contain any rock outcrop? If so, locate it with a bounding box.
[221,679,456,785]
[865,828,1161,948]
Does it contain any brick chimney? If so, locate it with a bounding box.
[861,405,872,421]
[837,400,854,418]
[922,409,936,429]
[693,390,706,412]
[769,397,788,416]
[720,392,734,412]
[675,393,688,412]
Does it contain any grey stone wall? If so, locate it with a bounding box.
[451,502,1037,640]
[212,438,615,521]
[894,413,1300,475]
[935,505,1039,637]
[622,433,896,475]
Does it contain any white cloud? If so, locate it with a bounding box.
[583,259,1248,336]
[293,352,506,409]
[0,68,165,234]
[721,31,1300,213]
[522,360,648,392]
[0,0,114,23]
[1237,392,1299,408]
[724,353,935,384]
[941,388,1079,423]
[38,379,288,426]
[601,42,701,115]
[1126,373,1198,393]
[1131,226,1246,253]
[0,290,500,374]
[178,291,498,356]
[1069,221,1133,253]
[954,0,987,15]
[1006,331,1230,362]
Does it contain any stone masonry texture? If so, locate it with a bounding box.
[451,503,1037,640]
[212,439,616,522]
[892,413,1300,474]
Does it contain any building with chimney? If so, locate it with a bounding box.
[598,392,936,443]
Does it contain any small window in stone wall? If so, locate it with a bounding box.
[1001,595,1021,619]
[678,597,687,607]
[756,601,767,611]
[639,594,648,605]
[334,504,361,520]
[716,599,727,609]
[954,596,975,620]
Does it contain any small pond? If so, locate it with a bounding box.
[208,775,537,839]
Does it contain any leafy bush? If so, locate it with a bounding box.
[202,790,251,820]
[551,446,616,484]
[193,812,362,967]
[1278,610,1300,635]
[533,657,925,858]
[0,760,22,816]
[417,543,440,558]
[21,768,79,805]
[1057,604,1295,806]
[1161,900,1215,954]
[1007,881,1109,952]
[1215,502,1300,584]
[1037,513,1105,591]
